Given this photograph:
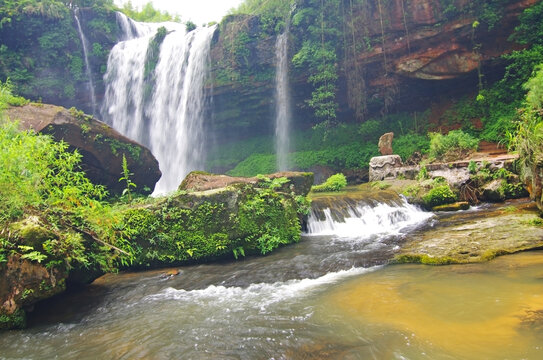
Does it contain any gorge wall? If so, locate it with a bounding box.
[0,0,539,163]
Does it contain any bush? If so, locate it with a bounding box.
[428,130,479,159]
[312,173,347,192]
[422,184,457,207]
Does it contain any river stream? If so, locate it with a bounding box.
[1,196,542,359]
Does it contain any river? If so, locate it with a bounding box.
[1,196,542,359]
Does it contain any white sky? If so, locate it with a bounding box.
[114,0,245,25]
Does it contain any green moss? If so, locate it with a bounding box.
[393,254,460,265]
[0,309,26,330]
[122,184,303,267]
[422,184,457,208]
[312,173,347,192]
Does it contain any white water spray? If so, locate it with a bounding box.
[74,9,97,116]
[306,196,433,238]
[102,16,216,194]
[274,30,291,171]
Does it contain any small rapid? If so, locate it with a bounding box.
[306,193,433,238]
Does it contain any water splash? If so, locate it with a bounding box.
[74,9,97,116]
[102,17,216,194]
[306,195,433,238]
[274,30,291,171]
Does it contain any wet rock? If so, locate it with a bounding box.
[481,179,505,202]
[369,155,403,182]
[0,255,67,330]
[395,201,543,264]
[6,104,161,195]
[432,202,470,212]
[378,132,394,156]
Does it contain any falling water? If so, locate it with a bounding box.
[102,17,216,194]
[274,30,291,171]
[306,194,433,238]
[74,9,97,116]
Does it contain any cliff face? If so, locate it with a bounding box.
[208,0,539,140]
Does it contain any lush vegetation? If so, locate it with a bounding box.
[428,130,479,161]
[118,1,179,23]
[311,173,347,192]
[0,0,119,113]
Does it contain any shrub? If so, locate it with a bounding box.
[422,184,457,207]
[428,130,479,159]
[312,173,347,192]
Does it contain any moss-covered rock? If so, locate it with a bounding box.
[124,179,309,268]
[0,255,67,331]
[394,201,543,265]
[179,171,313,196]
[6,104,161,195]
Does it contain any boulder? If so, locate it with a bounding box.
[0,255,67,330]
[369,155,403,182]
[378,132,394,156]
[179,171,314,197]
[6,104,161,195]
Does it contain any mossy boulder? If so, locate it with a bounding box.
[179,171,313,196]
[125,179,310,268]
[0,255,67,330]
[6,104,161,195]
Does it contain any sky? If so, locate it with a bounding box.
[114,0,245,25]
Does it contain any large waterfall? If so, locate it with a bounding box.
[274,31,291,172]
[74,9,97,116]
[102,13,216,194]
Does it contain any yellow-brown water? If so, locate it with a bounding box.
[314,252,543,359]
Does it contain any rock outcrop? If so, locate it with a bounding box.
[6,104,161,195]
[207,0,539,139]
[179,171,314,196]
[1,254,67,330]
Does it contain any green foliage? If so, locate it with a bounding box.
[508,66,543,174]
[119,1,178,22]
[119,154,137,200]
[291,0,342,128]
[185,20,196,32]
[0,79,28,109]
[0,1,117,110]
[428,130,479,160]
[422,183,457,208]
[311,173,347,192]
[230,0,293,19]
[123,184,302,266]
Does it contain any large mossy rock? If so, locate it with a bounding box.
[126,172,313,268]
[6,104,161,195]
[179,171,314,196]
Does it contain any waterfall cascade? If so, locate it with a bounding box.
[74,9,97,116]
[274,30,291,172]
[306,193,433,238]
[102,14,216,194]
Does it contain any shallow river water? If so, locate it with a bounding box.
[1,196,542,359]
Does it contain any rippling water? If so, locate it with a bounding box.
[1,199,542,359]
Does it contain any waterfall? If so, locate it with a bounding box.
[102,16,216,194]
[306,194,433,238]
[274,30,291,172]
[74,9,97,116]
